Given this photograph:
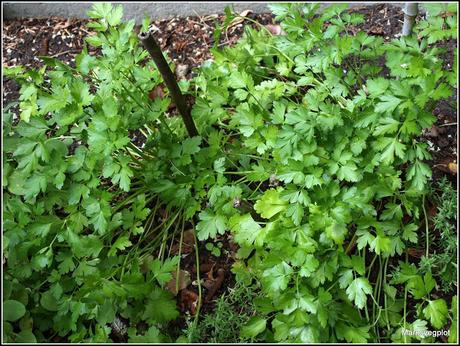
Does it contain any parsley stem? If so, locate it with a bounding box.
[345,233,357,254]
[422,194,429,258]
[248,180,264,199]
[226,152,270,160]
[402,252,409,343]
[112,187,147,213]
[192,223,203,327]
[225,171,258,175]
[367,253,379,279]
[233,14,274,37]
[373,256,383,341]
[175,216,186,294]
[383,257,391,336]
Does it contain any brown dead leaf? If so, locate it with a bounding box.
[191,262,214,274]
[228,9,253,28]
[175,64,189,80]
[206,263,216,280]
[54,19,72,30]
[40,37,50,56]
[205,268,225,302]
[448,162,457,174]
[202,279,215,290]
[407,247,425,258]
[165,269,191,295]
[368,26,384,35]
[148,84,166,100]
[265,24,285,36]
[441,11,456,18]
[171,229,196,255]
[228,239,239,260]
[239,9,252,17]
[174,40,187,52]
[425,125,440,138]
[179,288,199,315]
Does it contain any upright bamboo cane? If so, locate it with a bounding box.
[138,30,199,138]
[402,3,419,36]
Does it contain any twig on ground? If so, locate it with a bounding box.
[49,49,80,58]
[439,122,457,127]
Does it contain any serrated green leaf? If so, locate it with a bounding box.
[402,223,418,243]
[254,189,288,219]
[142,287,179,323]
[262,261,293,293]
[366,77,390,97]
[196,210,227,240]
[229,213,265,247]
[375,95,401,113]
[150,256,180,286]
[299,254,319,277]
[241,316,267,338]
[338,162,361,182]
[423,299,448,329]
[97,299,115,325]
[108,5,123,26]
[346,277,372,309]
[108,235,132,257]
[129,326,162,343]
[326,222,348,246]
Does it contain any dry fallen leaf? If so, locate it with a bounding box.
[239,9,252,17]
[165,269,191,295]
[54,19,72,30]
[205,268,225,302]
[265,24,285,36]
[202,279,215,290]
[148,84,166,100]
[425,125,440,138]
[179,288,199,315]
[171,229,196,255]
[228,9,253,28]
[448,162,457,174]
[407,247,424,258]
[368,26,384,35]
[175,64,189,80]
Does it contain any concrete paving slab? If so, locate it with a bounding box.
[3,2,403,23]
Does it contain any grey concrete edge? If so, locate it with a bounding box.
[3,2,406,23]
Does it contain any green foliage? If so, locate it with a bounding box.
[3,3,184,342]
[3,2,457,343]
[194,3,457,343]
[205,241,223,257]
[184,283,264,343]
[419,177,457,289]
[3,300,26,322]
